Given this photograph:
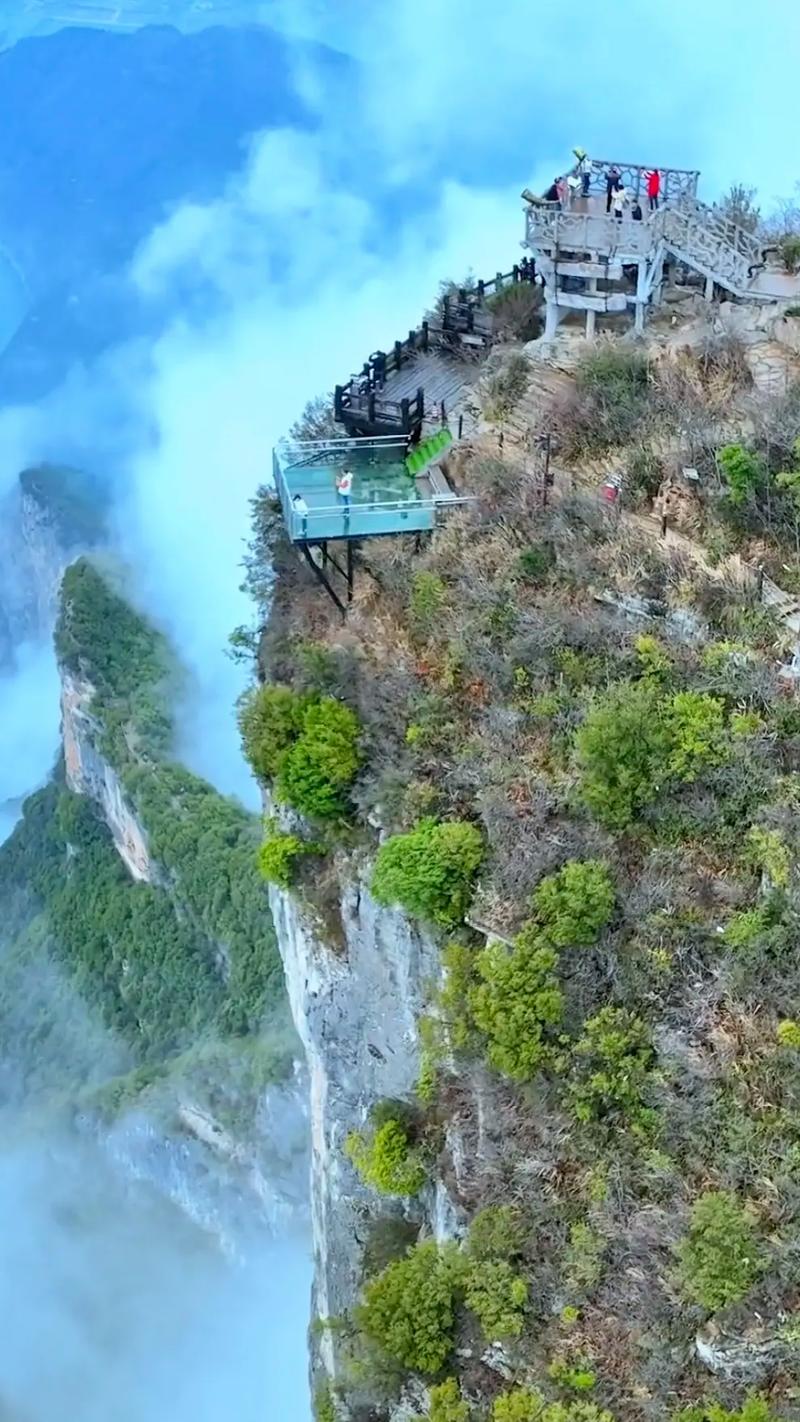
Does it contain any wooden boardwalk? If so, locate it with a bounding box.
[378,351,482,431]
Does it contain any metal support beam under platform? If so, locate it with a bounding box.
[299,539,355,617]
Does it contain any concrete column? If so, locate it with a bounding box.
[585,308,596,337]
[634,259,647,334]
[544,297,561,340]
[704,275,715,302]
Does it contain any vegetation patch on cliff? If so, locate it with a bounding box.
[252,321,800,1419]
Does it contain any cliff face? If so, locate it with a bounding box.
[0,467,104,669]
[61,666,154,882]
[268,857,462,1383]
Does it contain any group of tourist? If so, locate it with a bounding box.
[542,160,661,221]
[604,164,661,220]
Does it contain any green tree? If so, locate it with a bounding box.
[345,1117,426,1196]
[238,684,305,781]
[371,818,484,927]
[574,681,668,830]
[258,829,312,888]
[466,1205,526,1262]
[428,1378,471,1422]
[678,1190,762,1311]
[677,1397,777,1422]
[469,924,563,1080]
[665,692,728,782]
[357,1240,460,1374]
[276,697,361,820]
[570,1007,654,1124]
[463,1258,528,1339]
[532,861,615,947]
[717,444,764,506]
[492,1390,615,1422]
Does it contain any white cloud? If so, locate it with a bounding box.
[116,128,522,796]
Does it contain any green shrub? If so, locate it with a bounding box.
[276,697,361,821]
[779,234,800,275]
[485,353,530,419]
[777,1019,800,1049]
[313,1382,336,1422]
[624,447,664,505]
[665,691,728,782]
[463,1257,528,1339]
[371,818,484,927]
[437,942,478,1050]
[562,345,651,457]
[427,1378,471,1422]
[676,1395,777,1422]
[493,1390,615,1422]
[635,634,671,680]
[678,1190,761,1311]
[575,680,668,830]
[548,1357,597,1392]
[470,924,563,1080]
[747,826,791,889]
[258,830,311,888]
[487,281,543,342]
[467,1205,526,1262]
[345,1117,426,1196]
[239,684,305,781]
[717,444,764,506]
[532,861,615,948]
[517,543,555,583]
[411,572,447,633]
[357,1241,460,1374]
[570,1007,654,1124]
[563,1221,607,1294]
[724,907,770,950]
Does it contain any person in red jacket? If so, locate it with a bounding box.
[646,168,661,211]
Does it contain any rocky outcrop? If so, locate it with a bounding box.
[0,472,97,668]
[61,667,154,882]
[268,863,445,1380]
[99,1071,309,1255]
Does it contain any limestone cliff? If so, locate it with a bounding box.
[267,850,467,1398]
[61,665,155,882]
[0,464,105,667]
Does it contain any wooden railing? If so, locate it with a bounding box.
[334,382,425,437]
[333,262,537,436]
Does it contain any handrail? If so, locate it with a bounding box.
[285,493,475,540]
[279,433,407,462]
[565,156,699,203]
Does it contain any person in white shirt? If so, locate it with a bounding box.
[292,493,308,538]
[612,185,628,220]
[336,468,353,519]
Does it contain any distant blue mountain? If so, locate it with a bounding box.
[0,23,347,399]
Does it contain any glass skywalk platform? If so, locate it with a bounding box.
[273,434,467,544]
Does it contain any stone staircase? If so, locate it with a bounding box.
[659,200,800,304]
